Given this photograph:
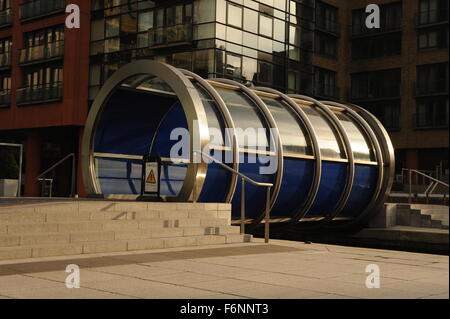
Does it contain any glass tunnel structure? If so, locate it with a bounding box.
[82,60,395,230]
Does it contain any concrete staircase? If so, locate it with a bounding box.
[396,204,448,229]
[0,201,251,261]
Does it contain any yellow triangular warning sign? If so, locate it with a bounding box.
[146,169,156,184]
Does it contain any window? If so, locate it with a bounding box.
[316,1,338,35]
[24,25,64,47]
[418,27,448,50]
[417,63,448,95]
[24,65,63,87]
[418,0,449,25]
[352,33,401,59]
[227,3,242,29]
[314,68,337,98]
[0,37,12,67]
[351,69,401,100]
[243,8,258,33]
[225,53,242,79]
[259,14,273,38]
[352,2,402,35]
[0,0,11,11]
[416,97,449,128]
[316,33,337,58]
[364,101,400,130]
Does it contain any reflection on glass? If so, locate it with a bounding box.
[261,97,312,155]
[227,3,243,28]
[299,104,346,159]
[335,112,375,162]
[214,87,269,150]
[259,14,273,37]
[193,82,226,147]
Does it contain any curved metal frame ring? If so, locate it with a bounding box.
[288,94,355,223]
[253,87,322,222]
[320,100,384,226]
[340,102,395,228]
[211,78,284,223]
[81,60,210,202]
[180,70,240,203]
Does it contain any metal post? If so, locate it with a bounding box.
[17,145,23,197]
[240,178,245,234]
[193,162,197,203]
[71,154,76,198]
[264,187,271,244]
[409,170,412,204]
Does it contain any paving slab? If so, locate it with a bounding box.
[0,239,447,299]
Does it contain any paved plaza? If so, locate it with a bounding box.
[0,239,448,299]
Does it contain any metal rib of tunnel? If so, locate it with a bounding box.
[82,60,395,230]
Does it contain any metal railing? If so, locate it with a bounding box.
[0,8,12,27]
[0,89,11,107]
[402,168,449,204]
[316,19,340,36]
[36,153,76,198]
[20,0,65,21]
[0,52,11,68]
[193,150,273,243]
[19,41,64,65]
[16,82,63,105]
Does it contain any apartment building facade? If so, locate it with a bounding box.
[0,0,448,198]
[0,0,90,197]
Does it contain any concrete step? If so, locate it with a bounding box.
[0,225,242,248]
[2,217,230,235]
[0,210,230,224]
[431,219,443,229]
[0,233,251,260]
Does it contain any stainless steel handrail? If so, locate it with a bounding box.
[193,150,273,243]
[37,153,76,198]
[403,168,449,204]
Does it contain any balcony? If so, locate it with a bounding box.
[0,52,11,69]
[148,24,193,49]
[20,0,65,22]
[316,19,340,37]
[0,89,10,108]
[19,41,64,66]
[417,10,449,27]
[0,8,12,28]
[16,82,63,106]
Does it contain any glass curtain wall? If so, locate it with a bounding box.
[89,0,316,101]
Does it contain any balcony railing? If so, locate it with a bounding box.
[19,41,64,65]
[417,10,449,26]
[0,89,11,107]
[0,52,11,68]
[20,0,65,21]
[16,82,63,105]
[148,24,193,48]
[316,19,340,36]
[0,8,12,28]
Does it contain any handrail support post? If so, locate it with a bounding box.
[264,187,271,244]
[240,178,245,235]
